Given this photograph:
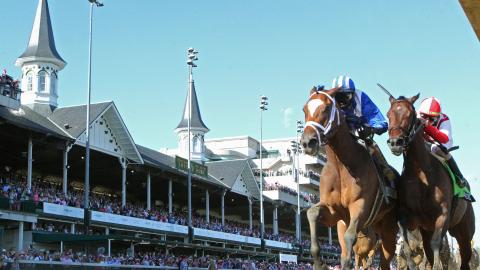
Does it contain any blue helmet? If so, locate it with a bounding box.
[332,75,355,93]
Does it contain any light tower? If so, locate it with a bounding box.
[84,0,104,235]
[259,95,268,246]
[291,120,304,242]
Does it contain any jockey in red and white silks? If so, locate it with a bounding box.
[418,97,468,188]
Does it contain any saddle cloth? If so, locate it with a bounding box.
[430,152,474,201]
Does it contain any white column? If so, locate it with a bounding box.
[18,221,24,251]
[221,190,226,226]
[328,227,332,245]
[146,172,151,211]
[62,147,69,194]
[273,206,278,235]
[205,190,210,223]
[71,223,76,234]
[27,137,33,190]
[168,179,173,214]
[248,198,253,230]
[60,241,64,253]
[121,160,127,207]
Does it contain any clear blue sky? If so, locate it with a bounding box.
[2,0,480,244]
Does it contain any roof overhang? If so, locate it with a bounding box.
[460,0,480,41]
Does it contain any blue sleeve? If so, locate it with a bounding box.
[360,92,388,134]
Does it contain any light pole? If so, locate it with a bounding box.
[84,0,103,234]
[187,48,198,230]
[294,121,304,243]
[259,95,268,246]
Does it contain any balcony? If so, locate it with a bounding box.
[264,172,320,189]
[298,174,319,188]
[263,190,311,207]
[0,73,21,110]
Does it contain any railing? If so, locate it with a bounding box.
[0,197,40,213]
[0,84,21,101]
[40,203,296,250]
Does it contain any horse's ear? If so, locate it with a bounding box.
[409,93,420,104]
[389,96,396,104]
[326,86,342,97]
[310,86,317,95]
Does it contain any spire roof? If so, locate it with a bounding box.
[175,80,209,132]
[16,0,66,69]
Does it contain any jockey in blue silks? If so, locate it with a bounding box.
[327,75,396,187]
[330,75,388,134]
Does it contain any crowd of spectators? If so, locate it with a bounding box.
[0,69,21,100]
[0,248,316,270]
[0,176,321,246]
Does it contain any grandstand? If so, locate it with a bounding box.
[0,0,339,268]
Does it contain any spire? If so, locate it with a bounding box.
[175,80,209,132]
[15,0,66,69]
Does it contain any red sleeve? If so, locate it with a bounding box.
[424,125,449,144]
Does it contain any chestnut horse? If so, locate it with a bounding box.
[301,86,398,270]
[353,227,380,270]
[386,94,475,270]
[337,221,380,270]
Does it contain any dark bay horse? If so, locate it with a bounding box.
[301,86,398,270]
[386,94,475,270]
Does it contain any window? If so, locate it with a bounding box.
[193,136,200,152]
[38,71,47,92]
[50,72,57,95]
[26,72,33,91]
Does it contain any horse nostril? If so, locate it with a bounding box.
[308,138,318,149]
[302,142,308,149]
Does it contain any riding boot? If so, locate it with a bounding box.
[370,143,397,188]
[447,158,467,188]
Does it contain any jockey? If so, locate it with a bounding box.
[330,75,396,185]
[418,97,468,187]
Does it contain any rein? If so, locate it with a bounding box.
[305,91,340,145]
[387,101,424,152]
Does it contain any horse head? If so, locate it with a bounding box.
[300,86,342,156]
[385,94,420,156]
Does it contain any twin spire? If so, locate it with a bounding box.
[16,0,66,69]
[175,80,209,132]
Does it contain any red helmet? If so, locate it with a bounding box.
[418,97,441,117]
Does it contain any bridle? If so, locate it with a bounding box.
[305,91,341,145]
[387,100,424,152]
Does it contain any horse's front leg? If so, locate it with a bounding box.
[341,204,363,270]
[307,204,326,270]
[429,213,448,270]
[398,222,420,270]
[373,210,396,270]
[337,220,348,260]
